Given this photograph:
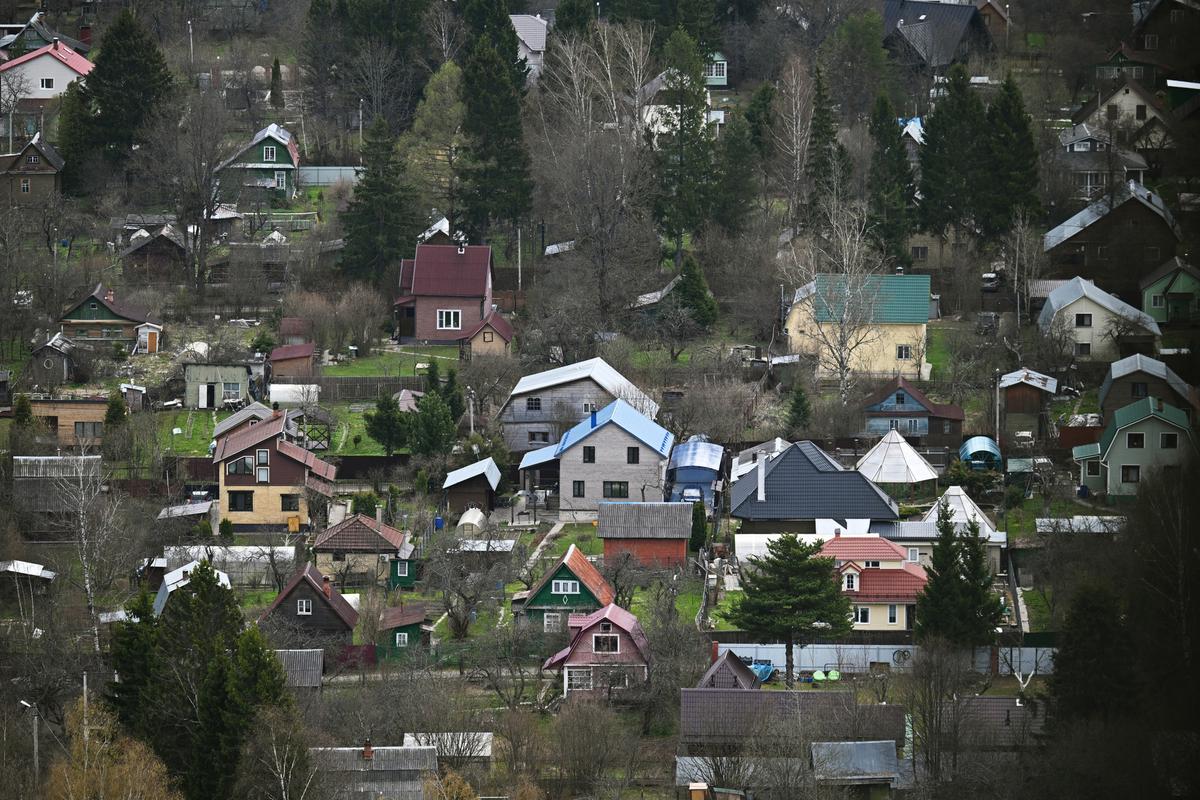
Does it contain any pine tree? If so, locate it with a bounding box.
[364,394,410,457]
[805,66,850,226]
[674,0,720,56]
[918,64,987,237]
[915,501,1003,647]
[867,94,915,265]
[1049,585,1134,724]
[106,591,160,730]
[425,359,442,394]
[462,0,527,90]
[554,0,594,37]
[56,79,94,194]
[978,75,1040,240]
[744,81,776,162]
[442,367,466,422]
[689,501,708,552]
[341,117,421,282]
[787,384,812,435]
[105,391,128,427]
[676,253,718,329]
[269,58,284,110]
[711,113,758,234]
[399,60,466,223]
[410,392,458,456]
[727,534,851,687]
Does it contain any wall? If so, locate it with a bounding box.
[414,293,488,341]
[603,537,687,567]
[5,55,85,101]
[847,601,912,631]
[30,398,106,446]
[1101,375,1190,423]
[446,475,492,514]
[1143,270,1200,323]
[314,551,389,587]
[184,364,250,409]
[269,581,353,640]
[468,326,508,357]
[1103,415,1192,495]
[718,643,1056,676]
[499,379,617,453]
[1050,295,1144,362]
[786,306,928,378]
[559,424,667,512]
[271,355,314,377]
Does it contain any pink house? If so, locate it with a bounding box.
[393,244,494,343]
[543,604,650,699]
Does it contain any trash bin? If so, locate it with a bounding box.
[1076,485,1089,499]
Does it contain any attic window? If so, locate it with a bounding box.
[600,622,612,633]
[895,393,904,405]
[27,154,39,164]
[263,145,277,162]
[865,560,880,568]
[89,302,98,310]
[843,573,857,591]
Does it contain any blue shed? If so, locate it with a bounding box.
[958,436,1002,471]
[667,436,724,511]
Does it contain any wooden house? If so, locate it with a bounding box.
[261,564,359,646]
[861,376,963,448]
[376,604,429,659]
[184,363,253,409]
[0,133,63,205]
[59,284,160,353]
[119,224,187,281]
[1073,397,1196,497]
[216,123,300,199]
[1099,354,1196,424]
[512,544,615,632]
[596,501,692,568]
[312,512,415,590]
[26,332,74,388]
[459,311,513,357]
[696,649,761,690]
[269,342,318,379]
[442,457,501,515]
[542,604,650,699]
[999,368,1057,442]
[30,395,107,447]
[1140,257,1200,325]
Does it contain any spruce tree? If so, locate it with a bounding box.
[341,117,421,282]
[918,65,987,237]
[805,66,850,226]
[442,367,466,422]
[554,0,594,37]
[364,394,410,456]
[11,393,32,427]
[269,58,284,110]
[787,384,812,435]
[105,391,128,428]
[410,392,458,456]
[676,253,718,329]
[867,94,915,265]
[711,113,758,234]
[55,81,93,193]
[425,358,442,394]
[915,501,1003,647]
[744,81,776,162]
[979,75,1040,240]
[462,0,527,89]
[690,502,708,551]
[674,0,720,56]
[1050,585,1134,724]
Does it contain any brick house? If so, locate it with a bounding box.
[543,604,650,699]
[393,244,494,343]
[512,543,615,632]
[312,512,415,590]
[0,133,63,204]
[596,501,692,567]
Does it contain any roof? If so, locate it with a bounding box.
[444,457,501,491]
[1037,276,1162,336]
[900,116,924,144]
[510,14,548,51]
[999,368,1058,393]
[0,39,92,76]
[453,538,515,552]
[596,501,693,540]
[0,12,90,53]
[269,342,316,362]
[957,696,1046,748]
[697,650,761,690]
[1071,77,1166,127]
[811,741,900,785]
[119,223,187,258]
[379,604,427,631]
[508,358,658,417]
[864,377,964,421]
[679,688,907,746]
[310,745,438,773]
[0,560,56,581]
[275,649,323,688]
[1072,442,1102,461]
[153,560,232,616]
[882,0,986,67]
[35,331,74,356]
[731,438,792,481]
[922,486,997,538]
[279,317,312,337]
[212,401,275,439]
[456,508,488,529]
[278,439,337,481]
[848,562,928,603]
[543,603,650,669]
[460,310,513,343]
[409,243,492,298]
[7,132,65,170]
[217,123,299,171]
[1099,354,1194,411]
[730,442,899,522]
[632,275,682,309]
[157,500,213,520]
[263,565,359,629]
[391,388,425,412]
[1099,396,1193,457]
[520,399,674,469]
[855,431,939,484]
[521,544,615,608]
[403,732,493,759]
[1034,516,1125,534]
[314,514,407,553]
[819,534,909,562]
[1043,181,1181,252]
[803,274,931,325]
[870,519,1007,546]
[1139,256,1200,291]
[669,436,724,471]
[212,413,288,462]
[64,283,155,325]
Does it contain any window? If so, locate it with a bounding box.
[583,402,598,412]
[27,154,38,164]
[256,466,270,483]
[394,632,409,647]
[1075,313,1092,328]
[274,170,287,189]
[552,580,580,594]
[907,419,919,434]
[844,572,857,591]
[74,421,103,439]
[907,548,920,562]
[526,397,542,412]
[943,420,952,434]
[911,246,928,261]
[296,599,312,615]
[228,457,253,475]
[895,393,905,405]
[854,606,870,624]
[1161,432,1179,449]
[703,60,726,78]
[1095,245,1109,260]
[263,145,277,162]
[627,446,640,464]
[528,431,550,443]
[582,446,596,463]
[566,667,593,691]
[229,491,254,512]
[603,481,629,499]
[1152,294,1165,308]
[889,419,899,430]
[1127,432,1145,449]
[896,345,912,360]
[1136,104,1148,120]
[1075,342,1091,357]
[395,560,409,577]
[1142,34,1158,50]
[864,560,880,568]
[256,449,270,465]
[19,178,29,193]
[593,634,620,653]
[889,605,898,624]
[1106,103,1120,120]
[1145,246,1160,262]
[39,77,53,89]
[1121,465,1141,483]
[1130,66,1144,79]
[1098,66,1119,79]
[223,382,241,400]
[1086,461,1101,476]
[332,551,345,561]
[482,331,493,342]
[544,612,562,632]
[572,480,585,498]
[1131,382,1149,397]
[281,494,300,511]
[1171,8,1185,21]
[437,309,461,330]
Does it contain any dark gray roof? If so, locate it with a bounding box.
[696,651,761,690]
[811,740,900,784]
[1099,354,1193,411]
[275,649,323,688]
[730,442,899,522]
[957,697,1046,749]
[596,501,692,539]
[883,0,985,67]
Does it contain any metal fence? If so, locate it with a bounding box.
[270,375,425,402]
[716,640,1056,676]
[298,166,362,186]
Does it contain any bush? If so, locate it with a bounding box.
[1004,484,1026,510]
[251,331,275,354]
[351,491,380,516]
[111,341,128,361]
[219,518,234,541]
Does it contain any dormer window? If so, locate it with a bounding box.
[843,572,857,591]
[600,622,612,633]
[864,560,880,568]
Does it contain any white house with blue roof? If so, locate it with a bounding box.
[519,399,675,516]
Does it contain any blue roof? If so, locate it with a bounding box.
[518,399,674,469]
[958,436,1001,466]
[669,437,724,471]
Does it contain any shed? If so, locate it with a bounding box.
[597,501,692,567]
[810,740,901,788]
[667,436,724,510]
[455,508,488,534]
[269,342,318,378]
[27,332,74,387]
[442,457,501,514]
[275,649,324,691]
[958,437,1001,471]
[854,430,938,484]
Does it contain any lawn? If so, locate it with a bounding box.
[159,409,228,455]
[325,401,391,455]
[707,591,742,631]
[240,589,279,609]
[1021,588,1054,632]
[322,345,459,378]
[926,326,952,379]
[545,523,604,558]
[1049,387,1099,422]
[628,581,704,625]
[1001,494,1099,539]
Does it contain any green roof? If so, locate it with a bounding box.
[812,274,930,324]
[1099,397,1192,456]
[1072,443,1101,461]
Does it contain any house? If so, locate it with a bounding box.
[279,317,313,345]
[310,742,437,800]
[811,740,903,793]
[729,442,899,535]
[498,357,659,454]
[955,696,1046,751]
[1094,43,1172,91]
[0,39,91,103]
[861,376,963,447]
[312,512,415,590]
[212,412,336,531]
[269,342,318,378]
[184,363,253,409]
[518,399,675,514]
[275,649,324,695]
[212,401,285,440]
[854,429,939,486]
[118,224,187,280]
[1042,181,1182,302]
[393,243,494,344]
[30,395,107,447]
[881,0,993,72]
[261,564,359,645]
[596,501,693,567]
[512,543,615,632]
[696,649,761,690]
[1124,0,1200,80]
[1037,276,1162,362]
[1072,396,1196,497]
[974,0,1009,37]
[459,311,513,357]
[638,71,722,141]
[887,484,1006,571]
[153,560,232,616]
[26,332,74,388]
[1049,123,1148,201]
[1070,79,1178,149]
[59,284,160,352]
[786,274,931,379]
[443,457,501,515]
[510,14,547,82]
[820,534,927,631]
[377,604,429,658]
[0,133,63,204]
[1099,354,1197,424]
[12,455,101,521]
[999,368,1058,441]
[543,604,650,699]
[1140,257,1200,324]
[216,123,300,199]
[704,51,728,88]
[0,12,90,54]
[667,435,724,510]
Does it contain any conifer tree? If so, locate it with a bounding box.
[410,392,458,456]
[979,75,1040,240]
[442,367,466,422]
[915,500,1003,647]
[674,0,720,56]
[867,94,915,265]
[341,117,421,282]
[744,81,776,162]
[269,57,284,109]
[711,113,758,234]
[676,253,718,329]
[1050,584,1134,724]
[11,393,32,427]
[554,0,594,37]
[105,391,128,428]
[805,66,851,226]
[399,61,466,225]
[364,394,410,456]
[918,65,987,237]
[690,502,708,552]
[56,81,93,193]
[462,0,527,89]
[425,358,442,394]
[787,383,812,435]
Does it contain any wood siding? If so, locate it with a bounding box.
[30,398,107,446]
[1101,376,1191,423]
[446,474,494,514]
[267,581,353,640]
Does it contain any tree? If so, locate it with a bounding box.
[674,0,720,56]
[554,0,593,37]
[342,117,421,283]
[425,770,479,800]
[867,94,915,265]
[804,66,850,226]
[918,65,987,238]
[51,74,90,192]
[462,0,527,90]
[771,55,815,229]
[105,391,128,428]
[409,392,458,456]
[675,252,718,329]
[364,394,410,457]
[786,383,812,435]
[819,11,891,125]
[11,393,31,427]
[727,534,851,688]
[234,706,322,800]
[690,501,707,551]
[270,58,284,110]
[710,113,758,234]
[398,61,466,223]
[425,358,442,394]
[442,367,466,422]
[915,500,1002,648]
[1049,584,1133,725]
[979,75,1040,240]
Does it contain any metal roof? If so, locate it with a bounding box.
[310,745,438,772]
[882,0,985,67]
[544,603,650,670]
[811,741,900,784]
[443,457,501,491]
[855,430,939,484]
[1138,256,1200,291]
[679,688,907,746]
[1099,396,1193,457]
[870,519,1006,546]
[0,560,56,581]
[999,368,1057,393]
[507,358,658,417]
[275,649,323,688]
[922,486,997,538]
[1037,276,1161,336]
[527,399,675,463]
[212,401,275,439]
[669,436,724,472]
[1099,354,1192,411]
[1043,180,1181,252]
[510,14,548,51]
[900,116,924,144]
[453,538,515,552]
[596,501,693,539]
[696,650,761,690]
[12,454,100,478]
[157,501,213,520]
[403,732,493,759]
[217,123,298,172]
[0,39,92,76]
[807,274,931,324]
[153,561,231,616]
[731,438,791,481]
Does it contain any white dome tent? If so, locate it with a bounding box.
[855,430,938,485]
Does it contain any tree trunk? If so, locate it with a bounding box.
[785,630,795,689]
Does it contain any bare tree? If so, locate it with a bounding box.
[351,39,407,128]
[338,284,389,357]
[422,528,513,639]
[551,702,643,797]
[422,1,465,71]
[900,638,981,784]
[0,67,29,153]
[770,55,815,230]
[494,709,547,780]
[235,706,324,800]
[465,622,551,711]
[1005,211,1047,328]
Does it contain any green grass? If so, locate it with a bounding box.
[545,523,604,557]
[708,591,741,631]
[240,590,278,609]
[325,402,390,455]
[1050,388,1099,422]
[1001,495,1099,539]
[628,582,704,625]
[1022,588,1054,632]
[160,409,228,455]
[926,327,952,379]
[322,346,459,377]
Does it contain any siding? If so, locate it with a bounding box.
[268,581,353,640]
[499,379,620,452]
[30,398,107,446]
[786,309,927,378]
[413,293,489,341]
[1050,296,1141,362]
[1101,376,1190,424]
[1103,416,1192,495]
[558,424,668,513]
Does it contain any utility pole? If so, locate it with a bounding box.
[467,387,475,436]
[358,98,364,165]
[187,20,194,68]
[995,368,1001,443]
[517,226,522,291]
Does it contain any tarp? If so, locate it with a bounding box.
[855,430,938,484]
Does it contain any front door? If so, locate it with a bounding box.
[205,383,216,408]
[398,306,415,339]
[147,331,157,352]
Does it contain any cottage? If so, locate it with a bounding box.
[861,376,963,447]
[1072,396,1195,497]
[26,332,74,388]
[518,399,675,514]
[696,649,761,690]
[866,485,1006,572]
[0,133,64,204]
[1070,79,1178,153]
[313,512,414,590]
[261,564,359,645]
[310,742,437,800]
[512,543,615,632]
[820,534,927,631]
[269,342,318,378]
[377,604,429,658]
[459,311,513,357]
[1038,276,1161,362]
[29,395,107,447]
[881,0,993,72]
[0,39,92,103]
[216,123,300,199]
[59,284,160,352]
[212,413,336,531]
[278,317,313,345]
[1140,257,1200,324]
[0,12,90,55]
[1099,354,1196,424]
[443,457,501,515]
[1049,122,1148,202]
[855,429,939,486]
[184,363,253,410]
[543,604,651,699]
[510,14,547,82]
[498,357,658,454]
[667,436,723,510]
[597,501,693,567]
[999,368,1058,441]
[213,401,279,440]
[393,243,494,344]
[153,560,232,616]
[119,224,187,280]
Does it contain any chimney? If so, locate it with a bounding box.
[362,738,373,760]
[833,528,841,537]
[375,504,383,524]
[756,459,766,502]
[104,288,115,303]
[322,575,332,599]
[710,640,719,665]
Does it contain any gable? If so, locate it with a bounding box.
[62,298,125,322]
[865,386,933,415]
[526,563,602,608]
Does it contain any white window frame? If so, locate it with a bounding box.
[864,560,880,568]
[543,612,562,632]
[896,344,912,360]
[854,606,870,624]
[1152,294,1165,308]
[593,633,620,653]
[395,560,409,576]
[256,466,270,483]
[394,632,409,647]
[256,448,270,465]
[552,579,580,595]
[263,144,277,162]
[39,77,53,89]
[888,605,898,625]
[907,547,919,562]
[27,153,38,164]
[297,599,312,615]
[566,666,593,691]
[437,309,462,330]
[843,572,857,591]
[274,170,287,190]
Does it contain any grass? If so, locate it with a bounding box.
[240,589,278,609]
[322,346,459,378]
[1050,387,1099,422]
[926,326,952,379]
[707,591,741,631]
[325,401,390,455]
[1022,588,1054,632]
[545,523,604,557]
[628,581,704,625]
[1001,494,1100,539]
[159,409,227,455]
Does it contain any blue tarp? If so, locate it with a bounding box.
[749,663,775,682]
[959,436,1002,470]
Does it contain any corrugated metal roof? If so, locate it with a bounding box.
[882,0,984,67]
[856,432,938,484]
[157,500,213,520]
[870,519,1006,546]
[12,454,100,479]
[0,39,92,76]
[275,649,323,688]
[669,437,724,471]
[1038,276,1161,336]
[0,560,56,580]
[310,745,438,772]
[543,603,649,669]
[403,732,493,758]
[696,650,761,689]
[811,740,900,783]
[269,342,316,361]
[443,457,501,491]
[1099,354,1192,411]
[507,358,658,417]
[999,368,1057,393]
[596,501,692,539]
[1138,256,1200,291]
[1043,180,1181,252]
[679,688,907,746]
[810,274,931,324]
[217,123,298,172]
[522,399,674,465]
[1034,516,1125,533]
[409,243,491,297]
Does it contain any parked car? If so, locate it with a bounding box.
[981,273,1001,292]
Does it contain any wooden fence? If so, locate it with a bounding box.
[271,375,425,402]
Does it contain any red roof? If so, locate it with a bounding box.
[278,439,337,480]
[262,564,359,629]
[212,413,288,463]
[408,244,492,297]
[0,40,92,76]
[269,342,316,362]
[820,535,909,562]
[543,603,650,670]
[279,317,312,337]
[459,311,513,343]
[842,562,928,603]
[520,544,615,608]
[314,513,406,552]
[864,376,964,421]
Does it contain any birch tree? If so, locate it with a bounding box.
[56,456,122,654]
[771,55,815,230]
